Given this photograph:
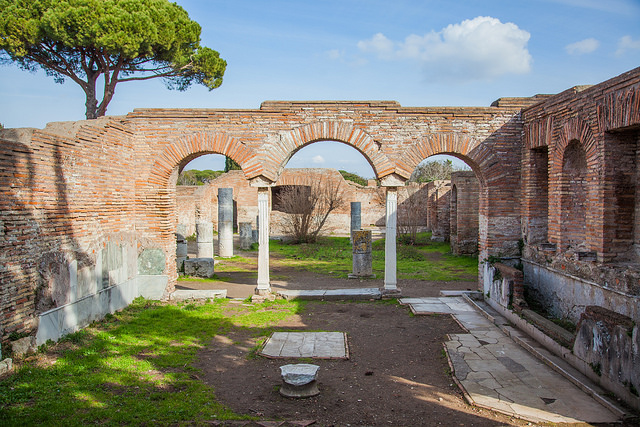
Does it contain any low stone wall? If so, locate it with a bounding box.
[522,259,639,323]
[36,275,167,345]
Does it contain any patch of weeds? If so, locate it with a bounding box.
[247,338,266,360]
[630,382,639,397]
[398,244,425,261]
[8,331,29,341]
[550,317,577,334]
[590,362,602,376]
[185,233,197,242]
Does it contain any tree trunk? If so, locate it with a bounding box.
[83,73,99,119]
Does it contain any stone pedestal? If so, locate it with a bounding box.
[279,364,320,398]
[349,230,375,279]
[176,223,188,273]
[196,221,214,258]
[239,222,252,250]
[184,258,215,278]
[350,202,361,243]
[218,188,234,257]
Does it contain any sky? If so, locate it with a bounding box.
[1,0,639,178]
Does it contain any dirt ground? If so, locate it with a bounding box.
[185,247,529,426]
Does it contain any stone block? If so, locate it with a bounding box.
[279,364,320,398]
[573,306,639,395]
[137,275,168,300]
[11,336,36,358]
[184,258,215,278]
[239,222,252,250]
[137,248,166,275]
[0,358,13,375]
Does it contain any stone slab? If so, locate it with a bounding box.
[260,332,348,359]
[170,289,227,301]
[277,288,380,301]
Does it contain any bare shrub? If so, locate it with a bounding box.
[278,177,346,243]
[398,186,424,245]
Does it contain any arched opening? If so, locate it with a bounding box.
[560,140,588,251]
[271,140,377,239]
[173,153,259,298]
[400,154,479,294]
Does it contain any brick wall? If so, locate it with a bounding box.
[426,180,451,241]
[450,171,480,255]
[522,66,640,293]
[0,119,140,339]
[176,168,431,237]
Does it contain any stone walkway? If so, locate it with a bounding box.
[400,296,623,424]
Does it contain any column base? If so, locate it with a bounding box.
[380,288,402,299]
[252,287,275,302]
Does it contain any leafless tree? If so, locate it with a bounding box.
[278,178,346,243]
[398,186,425,244]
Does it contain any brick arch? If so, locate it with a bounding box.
[553,117,599,169]
[400,133,489,186]
[148,132,263,187]
[549,117,599,251]
[267,121,395,180]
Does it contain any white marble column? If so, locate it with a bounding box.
[384,187,398,292]
[256,187,271,294]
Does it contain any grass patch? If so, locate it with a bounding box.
[271,233,477,281]
[0,297,303,425]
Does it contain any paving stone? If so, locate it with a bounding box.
[260,332,347,359]
[402,296,622,424]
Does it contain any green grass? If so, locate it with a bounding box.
[0,297,304,426]
[270,232,477,281]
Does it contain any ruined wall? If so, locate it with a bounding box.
[0,119,165,342]
[426,180,451,241]
[450,171,480,255]
[520,67,640,406]
[521,67,640,313]
[175,168,430,237]
[1,94,530,345]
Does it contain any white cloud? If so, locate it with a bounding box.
[356,16,532,82]
[312,155,325,164]
[565,38,599,55]
[616,35,640,56]
[326,49,343,60]
[357,33,395,59]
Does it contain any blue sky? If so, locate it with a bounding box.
[1,0,639,178]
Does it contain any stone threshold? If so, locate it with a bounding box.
[276,288,381,301]
[169,289,227,300]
